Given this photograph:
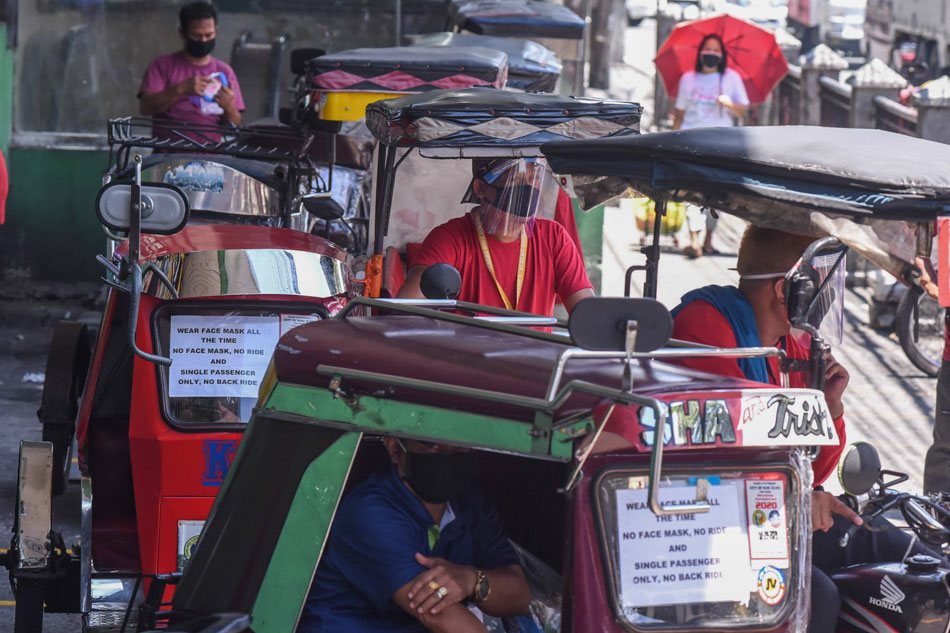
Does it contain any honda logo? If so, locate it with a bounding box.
[868,576,905,613]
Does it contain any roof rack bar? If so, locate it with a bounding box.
[337,297,569,344]
[544,346,787,401]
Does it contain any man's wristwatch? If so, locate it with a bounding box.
[472,569,491,603]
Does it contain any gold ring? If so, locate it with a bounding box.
[436,586,448,600]
[427,580,440,591]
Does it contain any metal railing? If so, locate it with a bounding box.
[873,95,920,137]
[776,65,802,125]
[819,75,852,128]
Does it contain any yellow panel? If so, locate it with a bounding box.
[320,91,409,121]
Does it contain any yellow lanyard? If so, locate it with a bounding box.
[473,215,527,311]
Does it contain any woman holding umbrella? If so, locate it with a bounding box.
[655,14,788,257]
[672,34,750,257]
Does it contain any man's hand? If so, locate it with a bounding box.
[812,490,862,532]
[407,553,476,615]
[823,353,850,419]
[177,75,212,97]
[215,85,236,111]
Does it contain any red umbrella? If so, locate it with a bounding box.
[654,14,789,104]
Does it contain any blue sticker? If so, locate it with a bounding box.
[203,439,237,486]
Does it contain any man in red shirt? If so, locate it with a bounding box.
[397,158,594,316]
[672,225,941,633]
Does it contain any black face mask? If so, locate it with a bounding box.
[403,450,478,504]
[185,37,215,58]
[701,52,722,69]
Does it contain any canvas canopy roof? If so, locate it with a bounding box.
[404,32,562,92]
[542,126,950,275]
[309,46,508,93]
[448,0,585,39]
[366,87,640,151]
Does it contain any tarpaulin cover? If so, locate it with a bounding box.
[449,0,585,39]
[405,32,562,92]
[542,125,950,276]
[309,46,508,93]
[366,87,641,147]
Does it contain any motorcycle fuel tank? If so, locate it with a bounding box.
[833,557,949,633]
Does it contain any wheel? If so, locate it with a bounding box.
[37,321,91,495]
[896,288,944,377]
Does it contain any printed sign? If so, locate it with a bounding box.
[738,390,839,447]
[169,315,280,398]
[615,483,752,608]
[745,480,789,566]
[280,313,320,336]
[178,520,205,571]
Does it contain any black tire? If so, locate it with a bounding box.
[896,288,943,377]
[38,321,91,495]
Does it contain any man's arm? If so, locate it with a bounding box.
[564,288,594,313]
[397,265,426,299]
[391,586,488,633]
[140,75,210,116]
[406,554,530,618]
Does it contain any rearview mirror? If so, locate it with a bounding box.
[96,182,189,235]
[420,263,461,300]
[290,47,326,75]
[302,194,345,221]
[569,297,672,352]
[837,442,881,496]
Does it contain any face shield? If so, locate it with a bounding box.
[461,158,556,237]
[785,246,848,347]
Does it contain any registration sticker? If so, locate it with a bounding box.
[745,480,789,566]
[177,520,205,571]
[280,313,320,336]
[615,482,753,608]
[756,565,786,605]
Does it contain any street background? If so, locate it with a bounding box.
[0,15,938,631]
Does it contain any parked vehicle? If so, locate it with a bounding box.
[110,123,950,633]
[897,286,944,377]
[833,442,950,632]
[788,0,866,55]
[865,0,950,78]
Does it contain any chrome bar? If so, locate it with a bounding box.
[474,316,559,326]
[545,346,787,401]
[648,407,711,516]
[363,296,569,325]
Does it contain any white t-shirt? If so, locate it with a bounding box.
[674,68,750,129]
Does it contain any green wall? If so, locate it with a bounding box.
[574,201,604,295]
[0,148,109,281]
[0,27,12,152]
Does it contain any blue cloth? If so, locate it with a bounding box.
[671,285,770,383]
[298,465,519,633]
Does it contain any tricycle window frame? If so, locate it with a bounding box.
[592,460,804,633]
[150,299,330,432]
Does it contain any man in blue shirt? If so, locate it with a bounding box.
[299,438,531,633]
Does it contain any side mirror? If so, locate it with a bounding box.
[568,297,672,353]
[290,47,326,75]
[303,194,345,221]
[420,263,461,300]
[837,442,882,496]
[96,181,189,235]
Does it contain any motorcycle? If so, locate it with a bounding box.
[833,441,950,633]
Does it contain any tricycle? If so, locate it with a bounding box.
[128,124,950,633]
[4,83,644,633]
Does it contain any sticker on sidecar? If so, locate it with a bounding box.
[615,482,752,608]
[756,566,786,605]
[638,389,838,448]
[178,520,205,571]
[745,480,789,566]
[164,161,224,193]
[169,315,280,398]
